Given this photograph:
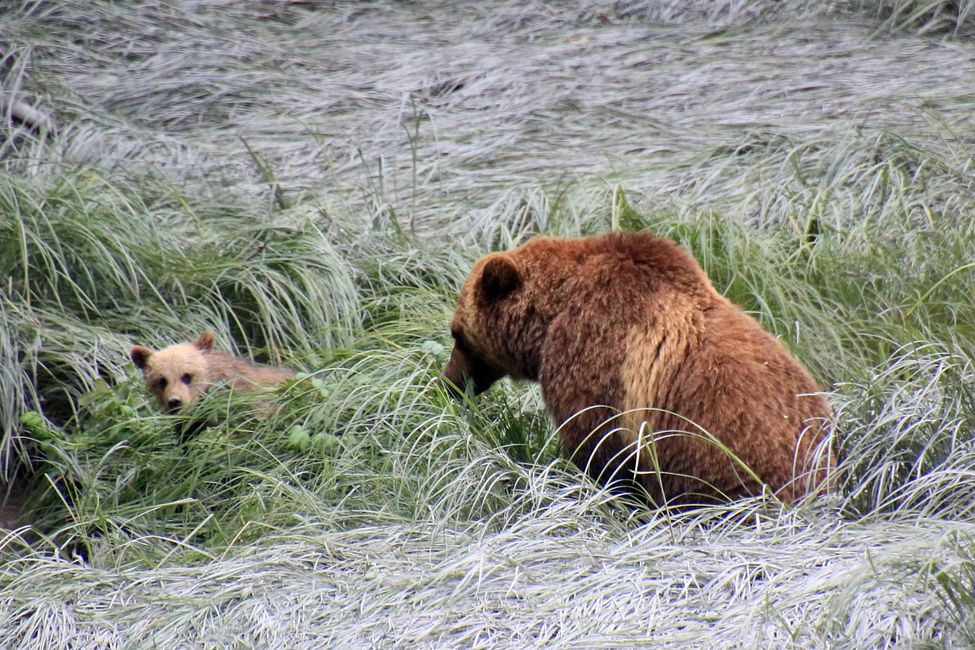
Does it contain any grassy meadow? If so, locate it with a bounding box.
[3,1,975,647]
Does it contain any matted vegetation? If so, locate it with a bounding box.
[2,0,975,647]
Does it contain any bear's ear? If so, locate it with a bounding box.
[194,330,216,351]
[478,254,521,304]
[131,346,153,370]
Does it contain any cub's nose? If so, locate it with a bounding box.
[167,398,183,412]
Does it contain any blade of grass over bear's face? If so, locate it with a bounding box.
[2,0,975,647]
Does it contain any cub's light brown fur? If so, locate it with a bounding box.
[131,331,294,413]
[444,232,835,505]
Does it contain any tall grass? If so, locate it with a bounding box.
[2,0,975,647]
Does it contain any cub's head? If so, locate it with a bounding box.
[131,331,215,412]
[444,242,564,397]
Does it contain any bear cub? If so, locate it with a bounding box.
[444,232,835,505]
[131,330,294,413]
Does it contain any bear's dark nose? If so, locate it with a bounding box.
[167,398,183,411]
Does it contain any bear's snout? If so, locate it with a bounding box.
[166,397,183,412]
[442,349,469,398]
[442,345,504,397]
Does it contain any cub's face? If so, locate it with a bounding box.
[443,253,522,396]
[131,332,215,412]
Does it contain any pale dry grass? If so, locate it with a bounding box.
[4,1,974,235]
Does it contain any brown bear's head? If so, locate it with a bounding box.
[444,238,573,396]
[131,331,216,412]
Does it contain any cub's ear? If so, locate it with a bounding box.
[130,346,153,370]
[194,330,216,351]
[478,254,521,304]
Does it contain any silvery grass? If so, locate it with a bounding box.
[2,0,975,647]
[4,1,975,238]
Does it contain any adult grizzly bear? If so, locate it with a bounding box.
[443,232,834,505]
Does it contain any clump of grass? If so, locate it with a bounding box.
[836,345,975,519]
[10,336,563,565]
[0,169,363,479]
[929,532,975,645]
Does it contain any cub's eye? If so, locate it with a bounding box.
[181,373,193,385]
[156,378,168,389]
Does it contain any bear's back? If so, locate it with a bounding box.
[205,350,296,388]
[622,297,832,502]
[532,233,833,503]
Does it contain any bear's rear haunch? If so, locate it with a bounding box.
[443,232,835,505]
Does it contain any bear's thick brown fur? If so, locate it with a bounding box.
[131,331,295,413]
[444,232,835,505]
